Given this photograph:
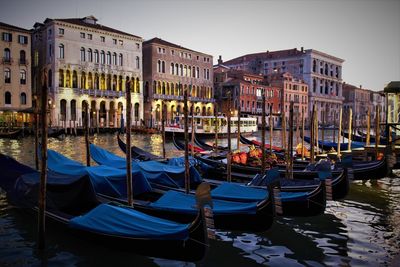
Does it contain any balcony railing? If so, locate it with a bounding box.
[57,87,124,98]
[153,94,214,102]
[2,57,12,64]
[19,58,28,65]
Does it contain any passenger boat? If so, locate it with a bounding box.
[46,149,275,232]
[89,144,327,217]
[0,153,208,261]
[164,115,258,137]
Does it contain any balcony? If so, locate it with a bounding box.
[19,58,28,65]
[57,87,124,98]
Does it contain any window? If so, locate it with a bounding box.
[80,47,85,61]
[59,28,64,35]
[162,61,165,73]
[18,35,28,44]
[136,56,140,69]
[87,48,93,62]
[100,50,105,64]
[20,93,26,105]
[170,63,174,75]
[80,32,85,38]
[5,91,11,104]
[136,43,140,49]
[112,52,117,65]
[171,49,174,55]
[4,68,11,83]
[157,60,161,72]
[100,36,105,42]
[94,50,99,63]
[3,48,11,62]
[119,53,123,66]
[58,44,64,59]
[113,39,117,44]
[119,40,123,46]
[87,34,92,40]
[49,44,52,57]
[2,32,12,42]
[106,51,111,65]
[20,70,26,84]
[19,50,26,64]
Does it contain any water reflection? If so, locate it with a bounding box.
[0,133,399,266]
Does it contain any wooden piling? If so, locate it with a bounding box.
[184,85,190,193]
[38,78,48,250]
[191,103,195,158]
[126,81,133,206]
[301,110,305,161]
[337,108,343,159]
[366,108,370,145]
[310,104,315,163]
[269,106,273,155]
[288,101,294,179]
[375,105,380,159]
[321,110,325,153]
[348,108,352,151]
[237,103,241,150]
[34,97,39,170]
[161,100,166,159]
[261,91,266,174]
[281,112,286,158]
[84,102,90,167]
[214,107,218,152]
[227,91,232,183]
[315,107,319,155]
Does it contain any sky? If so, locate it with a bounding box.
[1,0,399,91]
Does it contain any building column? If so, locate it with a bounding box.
[114,111,118,128]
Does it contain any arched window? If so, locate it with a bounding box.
[5,91,11,104]
[81,72,86,89]
[134,103,139,122]
[4,68,11,83]
[119,53,123,66]
[94,50,99,63]
[80,47,85,61]
[87,48,93,62]
[180,64,183,76]
[48,69,52,87]
[136,78,140,93]
[192,66,196,78]
[157,60,161,73]
[118,75,123,91]
[59,69,64,87]
[106,51,111,65]
[20,92,26,105]
[183,65,187,76]
[88,72,93,89]
[4,48,11,62]
[59,44,64,59]
[175,64,179,75]
[100,50,105,64]
[324,63,328,75]
[20,70,26,84]
[136,56,140,69]
[161,61,165,73]
[72,70,78,88]
[65,70,71,87]
[112,75,117,91]
[60,99,67,121]
[71,100,76,120]
[312,60,316,72]
[112,53,117,65]
[188,66,191,77]
[171,63,174,75]
[94,73,99,89]
[313,78,316,93]
[19,50,26,64]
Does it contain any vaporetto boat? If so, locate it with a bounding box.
[164,115,258,137]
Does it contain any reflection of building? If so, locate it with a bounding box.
[142,38,214,127]
[223,48,344,124]
[0,21,32,127]
[32,15,143,128]
[213,61,280,126]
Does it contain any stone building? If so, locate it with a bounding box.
[142,38,214,126]
[0,21,32,126]
[224,48,344,125]
[32,15,143,129]
[342,83,373,127]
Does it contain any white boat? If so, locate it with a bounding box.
[164,115,258,137]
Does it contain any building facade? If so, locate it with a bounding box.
[142,38,214,127]
[266,72,309,125]
[224,48,344,125]
[0,22,32,127]
[371,91,386,123]
[342,83,372,127]
[213,65,281,126]
[32,16,143,128]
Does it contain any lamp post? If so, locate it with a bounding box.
[47,99,52,127]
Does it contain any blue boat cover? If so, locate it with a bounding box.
[303,136,364,150]
[47,150,153,198]
[0,154,36,192]
[69,203,190,240]
[211,182,268,202]
[89,144,202,188]
[279,191,310,202]
[150,190,258,215]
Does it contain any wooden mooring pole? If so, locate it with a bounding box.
[184,85,190,193]
[126,81,133,206]
[84,102,90,167]
[261,91,266,174]
[227,91,232,182]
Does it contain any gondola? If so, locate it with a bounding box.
[357,130,388,144]
[194,134,228,151]
[302,135,365,151]
[239,134,284,152]
[194,153,349,200]
[0,128,22,139]
[117,133,162,161]
[342,130,368,143]
[0,153,208,261]
[89,143,327,217]
[46,149,275,232]
[172,133,208,153]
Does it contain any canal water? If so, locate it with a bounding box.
[0,132,399,266]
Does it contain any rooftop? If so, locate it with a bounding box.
[144,37,211,56]
[0,21,31,33]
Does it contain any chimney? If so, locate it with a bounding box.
[301,47,304,52]
[218,55,223,65]
[359,85,362,89]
